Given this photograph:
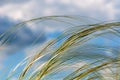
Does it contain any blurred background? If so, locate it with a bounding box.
[0,0,120,80]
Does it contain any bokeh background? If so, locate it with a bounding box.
[0,0,120,80]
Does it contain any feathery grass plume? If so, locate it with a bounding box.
[1,15,120,80]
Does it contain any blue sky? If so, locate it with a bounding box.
[0,0,120,80]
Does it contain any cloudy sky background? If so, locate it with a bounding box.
[0,0,120,79]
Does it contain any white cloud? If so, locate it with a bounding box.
[45,0,55,4]
[59,0,71,4]
[0,1,33,20]
[0,0,119,21]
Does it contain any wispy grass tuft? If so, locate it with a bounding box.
[1,15,120,80]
